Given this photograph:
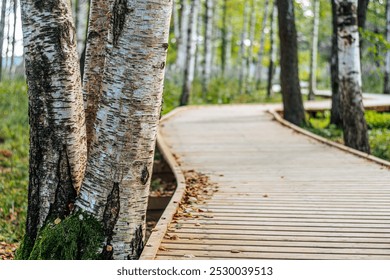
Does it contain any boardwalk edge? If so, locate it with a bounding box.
[268,109,390,168]
[140,106,190,260]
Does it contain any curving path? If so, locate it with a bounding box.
[141,94,390,260]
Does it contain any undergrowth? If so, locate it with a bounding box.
[306,110,390,161]
[16,211,104,260]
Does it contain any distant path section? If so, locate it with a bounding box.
[141,94,390,260]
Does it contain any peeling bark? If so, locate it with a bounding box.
[76,0,172,260]
[83,0,112,153]
[21,0,87,250]
[336,0,370,153]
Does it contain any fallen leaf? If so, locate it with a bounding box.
[54,218,61,225]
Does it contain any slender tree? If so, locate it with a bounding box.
[247,0,257,81]
[221,0,228,76]
[277,0,305,126]
[357,0,369,58]
[20,0,87,256]
[9,0,17,75]
[267,0,277,98]
[180,0,200,106]
[238,1,249,95]
[176,0,190,71]
[255,0,270,89]
[0,0,7,81]
[308,0,320,100]
[330,0,342,126]
[202,0,213,96]
[384,0,390,94]
[336,0,370,153]
[5,1,10,71]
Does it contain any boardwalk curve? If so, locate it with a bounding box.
[141,96,390,260]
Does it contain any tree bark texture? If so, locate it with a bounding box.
[277,0,305,126]
[255,0,270,89]
[267,0,277,98]
[336,0,370,153]
[180,0,199,106]
[330,0,342,126]
[76,0,172,260]
[308,0,319,100]
[82,0,111,153]
[21,0,87,248]
[384,0,390,94]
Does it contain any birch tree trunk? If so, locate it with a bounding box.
[180,0,199,106]
[21,0,87,253]
[76,0,172,260]
[238,1,249,95]
[255,0,270,89]
[0,0,7,81]
[330,0,342,126]
[267,0,277,98]
[172,0,180,45]
[384,0,390,94]
[308,0,319,100]
[176,0,189,71]
[336,0,370,153]
[277,0,305,126]
[247,0,256,82]
[82,0,111,153]
[202,0,213,96]
[9,0,16,75]
[221,0,227,76]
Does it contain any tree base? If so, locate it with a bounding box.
[16,211,104,260]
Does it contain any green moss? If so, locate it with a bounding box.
[16,211,104,260]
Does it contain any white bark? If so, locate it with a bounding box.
[176,0,190,71]
[9,0,17,75]
[202,0,213,93]
[238,1,249,95]
[384,0,390,94]
[336,0,370,152]
[308,0,319,100]
[255,0,270,88]
[0,0,7,80]
[247,0,257,80]
[75,0,89,55]
[180,0,200,105]
[76,0,172,260]
[21,0,87,242]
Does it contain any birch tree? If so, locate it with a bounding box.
[384,0,390,94]
[20,0,87,254]
[330,0,342,126]
[9,0,17,75]
[336,0,370,153]
[82,0,111,152]
[238,1,249,95]
[277,0,305,126]
[176,0,190,71]
[75,0,172,260]
[308,0,319,101]
[202,0,213,95]
[266,0,277,98]
[247,0,256,81]
[255,0,270,89]
[0,0,7,81]
[180,0,200,106]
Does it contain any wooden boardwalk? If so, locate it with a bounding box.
[141,97,390,260]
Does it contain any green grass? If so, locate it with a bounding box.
[306,110,390,161]
[0,79,29,243]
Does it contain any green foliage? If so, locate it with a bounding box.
[0,80,29,243]
[16,212,104,260]
[307,110,390,161]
